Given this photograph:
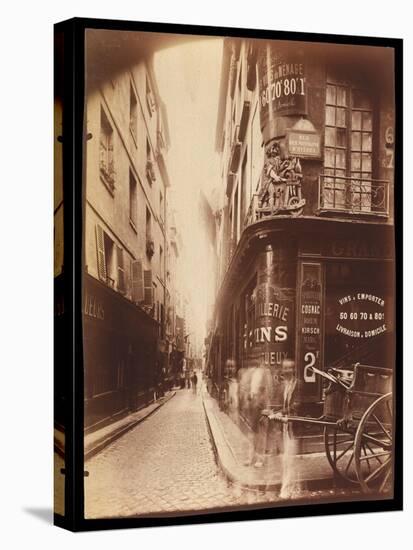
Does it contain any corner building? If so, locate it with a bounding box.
[210,39,395,420]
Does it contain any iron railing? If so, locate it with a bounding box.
[318,174,389,216]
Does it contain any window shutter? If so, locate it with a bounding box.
[131,259,144,303]
[95,225,107,281]
[117,246,125,293]
[143,270,153,306]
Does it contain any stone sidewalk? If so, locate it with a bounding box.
[202,390,340,493]
[54,391,176,460]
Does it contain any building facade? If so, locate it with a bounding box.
[208,39,395,422]
[83,32,176,430]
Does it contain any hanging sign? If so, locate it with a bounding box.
[258,49,308,133]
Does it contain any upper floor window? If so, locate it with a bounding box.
[146,207,154,259]
[159,191,164,221]
[159,245,164,279]
[95,225,114,288]
[95,224,126,294]
[99,107,115,192]
[323,81,377,214]
[146,206,152,238]
[146,137,156,184]
[129,83,138,145]
[129,170,137,231]
[146,75,156,116]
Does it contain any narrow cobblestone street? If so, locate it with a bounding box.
[85,388,281,518]
[84,387,364,519]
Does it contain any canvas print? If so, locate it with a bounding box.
[55,26,398,521]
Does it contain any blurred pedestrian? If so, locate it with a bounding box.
[244,362,270,468]
[191,371,198,394]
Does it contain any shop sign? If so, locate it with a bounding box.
[329,239,393,259]
[258,51,307,132]
[297,263,323,401]
[336,292,387,340]
[287,130,321,158]
[250,282,294,367]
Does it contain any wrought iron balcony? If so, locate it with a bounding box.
[318,174,389,217]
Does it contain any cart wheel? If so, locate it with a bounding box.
[354,393,393,494]
[324,426,359,484]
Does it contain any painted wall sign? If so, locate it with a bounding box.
[335,292,386,339]
[297,263,323,401]
[84,293,105,320]
[328,238,393,260]
[250,282,294,368]
[287,130,321,158]
[258,47,307,135]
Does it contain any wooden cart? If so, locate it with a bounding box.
[268,364,393,494]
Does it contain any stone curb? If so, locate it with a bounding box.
[202,394,344,493]
[54,391,176,461]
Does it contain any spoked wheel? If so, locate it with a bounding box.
[354,393,393,494]
[324,426,359,484]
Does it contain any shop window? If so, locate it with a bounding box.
[129,82,138,145]
[99,107,115,192]
[129,170,137,230]
[323,82,374,213]
[87,332,118,398]
[324,261,393,369]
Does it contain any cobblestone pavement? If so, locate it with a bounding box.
[84,388,361,519]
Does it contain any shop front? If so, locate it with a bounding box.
[83,273,158,431]
[215,219,395,426]
[297,225,395,411]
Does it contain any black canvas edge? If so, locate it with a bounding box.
[53,17,403,532]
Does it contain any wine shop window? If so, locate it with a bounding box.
[99,107,115,194]
[320,80,389,217]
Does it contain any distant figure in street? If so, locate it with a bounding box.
[191,372,198,394]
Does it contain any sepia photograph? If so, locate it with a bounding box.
[54,23,399,523]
